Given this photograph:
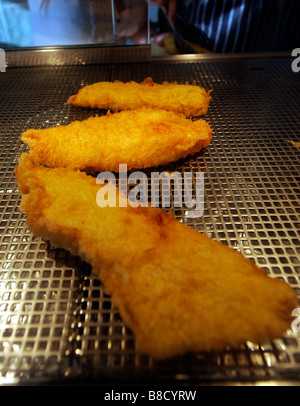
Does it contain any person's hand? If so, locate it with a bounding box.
[150,0,177,23]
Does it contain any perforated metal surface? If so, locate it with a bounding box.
[0,54,299,384]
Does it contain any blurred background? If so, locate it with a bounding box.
[0,0,150,48]
[0,0,299,55]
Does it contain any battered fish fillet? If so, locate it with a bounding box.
[67,77,211,117]
[21,108,212,172]
[15,153,297,360]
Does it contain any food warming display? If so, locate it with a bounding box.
[0,53,299,384]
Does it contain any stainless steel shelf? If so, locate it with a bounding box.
[0,51,299,384]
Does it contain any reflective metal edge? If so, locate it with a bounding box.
[4,45,152,68]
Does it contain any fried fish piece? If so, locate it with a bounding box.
[22,108,212,172]
[15,153,297,360]
[67,77,211,117]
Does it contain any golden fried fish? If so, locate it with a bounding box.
[67,77,211,117]
[15,153,297,360]
[22,108,212,172]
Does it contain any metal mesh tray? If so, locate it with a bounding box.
[0,54,299,385]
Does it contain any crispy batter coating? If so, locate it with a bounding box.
[67,77,212,117]
[22,108,212,172]
[15,153,298,360]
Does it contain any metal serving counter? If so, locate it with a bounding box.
[0,49,299,385]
